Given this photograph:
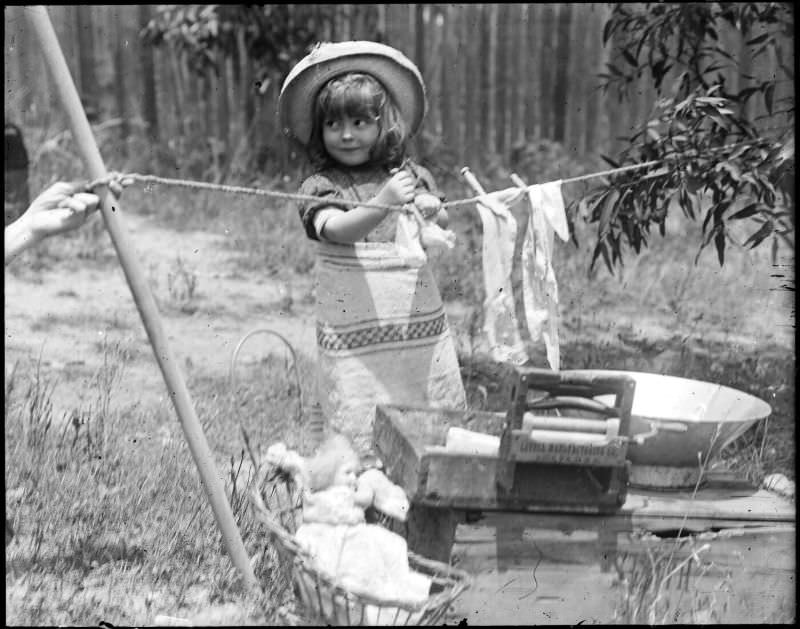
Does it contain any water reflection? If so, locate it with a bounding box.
[450,523,794,624]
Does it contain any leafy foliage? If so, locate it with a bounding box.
[580,2,794,272]
[141,5,336,85]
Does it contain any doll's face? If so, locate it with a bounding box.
[332,458,359,490]
[322,115,380,167]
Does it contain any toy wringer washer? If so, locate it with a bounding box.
[496,366,637,513]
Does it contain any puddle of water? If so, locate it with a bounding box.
[450,524,795,624]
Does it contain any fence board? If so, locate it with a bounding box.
[415,4,426,80]
[509,3,524,148]
[463,3,481,165]
[583,4,605,155]
[440,4,461,161]
[524,3,540,140]
[552,4,572,144]
[484,4,498,157]
[565,4,588,155]
[495,3,510,157]
[385,5,412,61]
[538,4,557,140]
[424,5,443,139]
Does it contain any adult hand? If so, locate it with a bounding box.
[24,181,101,240]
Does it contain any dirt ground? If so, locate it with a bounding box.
[5,204,794,421]
[4,209,318,420]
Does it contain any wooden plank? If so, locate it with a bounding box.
[76,5,99,114]
[439,4,461,161]
[524,3,540,139]
[485,3,498,155]
[136,5,158,140]
[552,3,571,143]
[426,452,499,503]
[373,406,432,501]
[424,5,443,139]
[566,4,589,155]
[494,2,509,156]
[336,5,351,42]
[478,4,493,159]
[376,4,386,41]
[112,6,128,141]
[604,5,627,154]
[414,4,425,79]
[625,486,796,527]
[583,3,604,155]
[538,4,557,140]
[508,3,524,147]
[385,5,411,64]
[462,3,481,165]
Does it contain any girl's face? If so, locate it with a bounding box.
[332,458,359,490]
[322,115,380,167]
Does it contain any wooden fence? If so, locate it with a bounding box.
[4,4,791,179]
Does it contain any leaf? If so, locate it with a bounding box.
[743,220,774,248]
[714,229,726,266]
[601,240,615,274]
[590,241,605,273]
[746,32,770,46]
[764,83,775,115]
[622,49,639,67]
[600,154,621,169]
[702,206,714,233]
[737,86,762,102]
[599,189,621,237]
[729,203,759,220]
[603,19,616,45]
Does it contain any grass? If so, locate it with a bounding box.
[5,128,794,624]
[5,343,309,625]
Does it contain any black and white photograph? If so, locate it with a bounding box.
[5,4,794,625]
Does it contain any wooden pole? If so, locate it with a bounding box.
[24,6,259,591]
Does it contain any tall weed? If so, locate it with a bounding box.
[4,343,288,625]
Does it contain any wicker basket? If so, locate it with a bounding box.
[250,467,471,626]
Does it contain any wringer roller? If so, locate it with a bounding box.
[496,366,638,512]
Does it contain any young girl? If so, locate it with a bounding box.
[278,41,466,455]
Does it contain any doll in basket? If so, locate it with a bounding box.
[265,436,432,612]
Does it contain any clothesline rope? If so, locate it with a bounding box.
[86,137,773,214]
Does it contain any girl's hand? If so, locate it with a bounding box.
[377,169,416,207]
[413,192,442,220]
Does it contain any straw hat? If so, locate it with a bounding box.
[278,41,427,146]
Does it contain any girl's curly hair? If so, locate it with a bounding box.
[306,73,408,171]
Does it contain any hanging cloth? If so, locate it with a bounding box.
[473,189,529,364]
[520,180,568,370]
